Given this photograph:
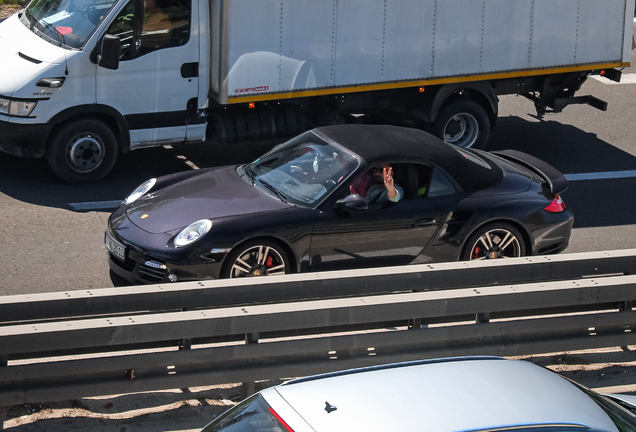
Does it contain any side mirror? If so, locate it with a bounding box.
[336,194,368,210]
[98,35,121,70]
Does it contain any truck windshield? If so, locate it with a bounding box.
[22,0,117,48]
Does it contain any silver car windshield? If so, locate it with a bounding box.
[201,394,288,432]
[568,379,636,432]
[245,130,360,208]
[22,0,117,48]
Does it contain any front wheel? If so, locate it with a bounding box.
[461,223,525,261]
[47,118,118,184]
[222,240,290,279]
[434,98,490,149]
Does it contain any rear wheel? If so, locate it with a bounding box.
[434,98,490,149]
[222,240,290,279]
[47,118,118,184]
[461,223,525,261]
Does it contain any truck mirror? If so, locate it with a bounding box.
[98,35,121,70]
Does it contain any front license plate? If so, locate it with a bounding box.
[105,232,126,261]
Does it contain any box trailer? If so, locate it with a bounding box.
[0,0,633,183]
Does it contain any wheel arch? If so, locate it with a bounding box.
[46,105,130,155]
[220,235,299,276]
[460,218,533,258]
[429,82,498,129]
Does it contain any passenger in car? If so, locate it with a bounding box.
[364,164,403,203]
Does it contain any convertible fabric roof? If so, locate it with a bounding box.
[316,125,503,192]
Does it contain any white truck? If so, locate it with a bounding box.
[0,0,633,183]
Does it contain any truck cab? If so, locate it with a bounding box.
[0,0,207,183]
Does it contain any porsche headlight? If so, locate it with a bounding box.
[124,178,156,205]
[175,219,213,247]
[0,98,38,117]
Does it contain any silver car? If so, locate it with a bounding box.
[200,356,636,432]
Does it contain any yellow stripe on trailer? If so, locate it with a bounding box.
[227,62,629,104]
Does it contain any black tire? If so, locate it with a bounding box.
[47,119,118,184]
[434,98,490,149]
[221,240,290,279]
[460,223,526,261]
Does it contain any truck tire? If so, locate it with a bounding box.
[47,119,118,184]
[434,98,490,149]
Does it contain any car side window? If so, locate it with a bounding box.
[106,0,190,60]
[428,169,457,197]
[412,163,432,198]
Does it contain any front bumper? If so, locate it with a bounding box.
[105,230,228,285]
[0,119,53,158]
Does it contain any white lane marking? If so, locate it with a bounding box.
[565,170,636,181]
[67,171,636,210]
[590,73,636,85]
[69,200,123,211]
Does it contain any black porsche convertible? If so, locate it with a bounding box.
[105,125,573,284]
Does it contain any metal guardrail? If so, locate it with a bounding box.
[1,249,635,429]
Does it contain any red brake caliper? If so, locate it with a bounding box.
[472,246,481,260]
[265,255,274,268]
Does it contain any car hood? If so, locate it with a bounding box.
[126,166,291,234]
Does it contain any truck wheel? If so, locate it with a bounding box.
[434,98,490,149]
[47,119,118,184]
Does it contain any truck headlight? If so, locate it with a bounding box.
[0,98,38,117]
[0,98,9,115]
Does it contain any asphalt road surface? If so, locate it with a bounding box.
[2,68,636,296]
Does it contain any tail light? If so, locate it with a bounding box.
[544,194,566,213]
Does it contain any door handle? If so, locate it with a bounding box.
[413,219,436,227]
[181,62,199,78]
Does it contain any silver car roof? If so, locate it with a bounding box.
[262,357,619,432]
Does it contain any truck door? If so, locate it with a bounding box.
[96,0,201,149]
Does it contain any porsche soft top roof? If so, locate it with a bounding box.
[315,124,503,191]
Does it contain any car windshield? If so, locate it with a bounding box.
[568,379,636,432]
[201,394,289,432]
[244,130,360,208]
[22,0,117,48]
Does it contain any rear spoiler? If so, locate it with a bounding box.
[491,149,568,195]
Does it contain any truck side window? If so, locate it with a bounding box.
[139,0,190,55]
[106,0,190,60]
[106,0,135,60]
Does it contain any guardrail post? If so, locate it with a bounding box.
[241,333,259,399]
[1,354,7,431]
[620,301,633,352]
[476,312,490,323]
[179,337,192,393]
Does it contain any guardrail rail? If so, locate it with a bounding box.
[1,249,636,429]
